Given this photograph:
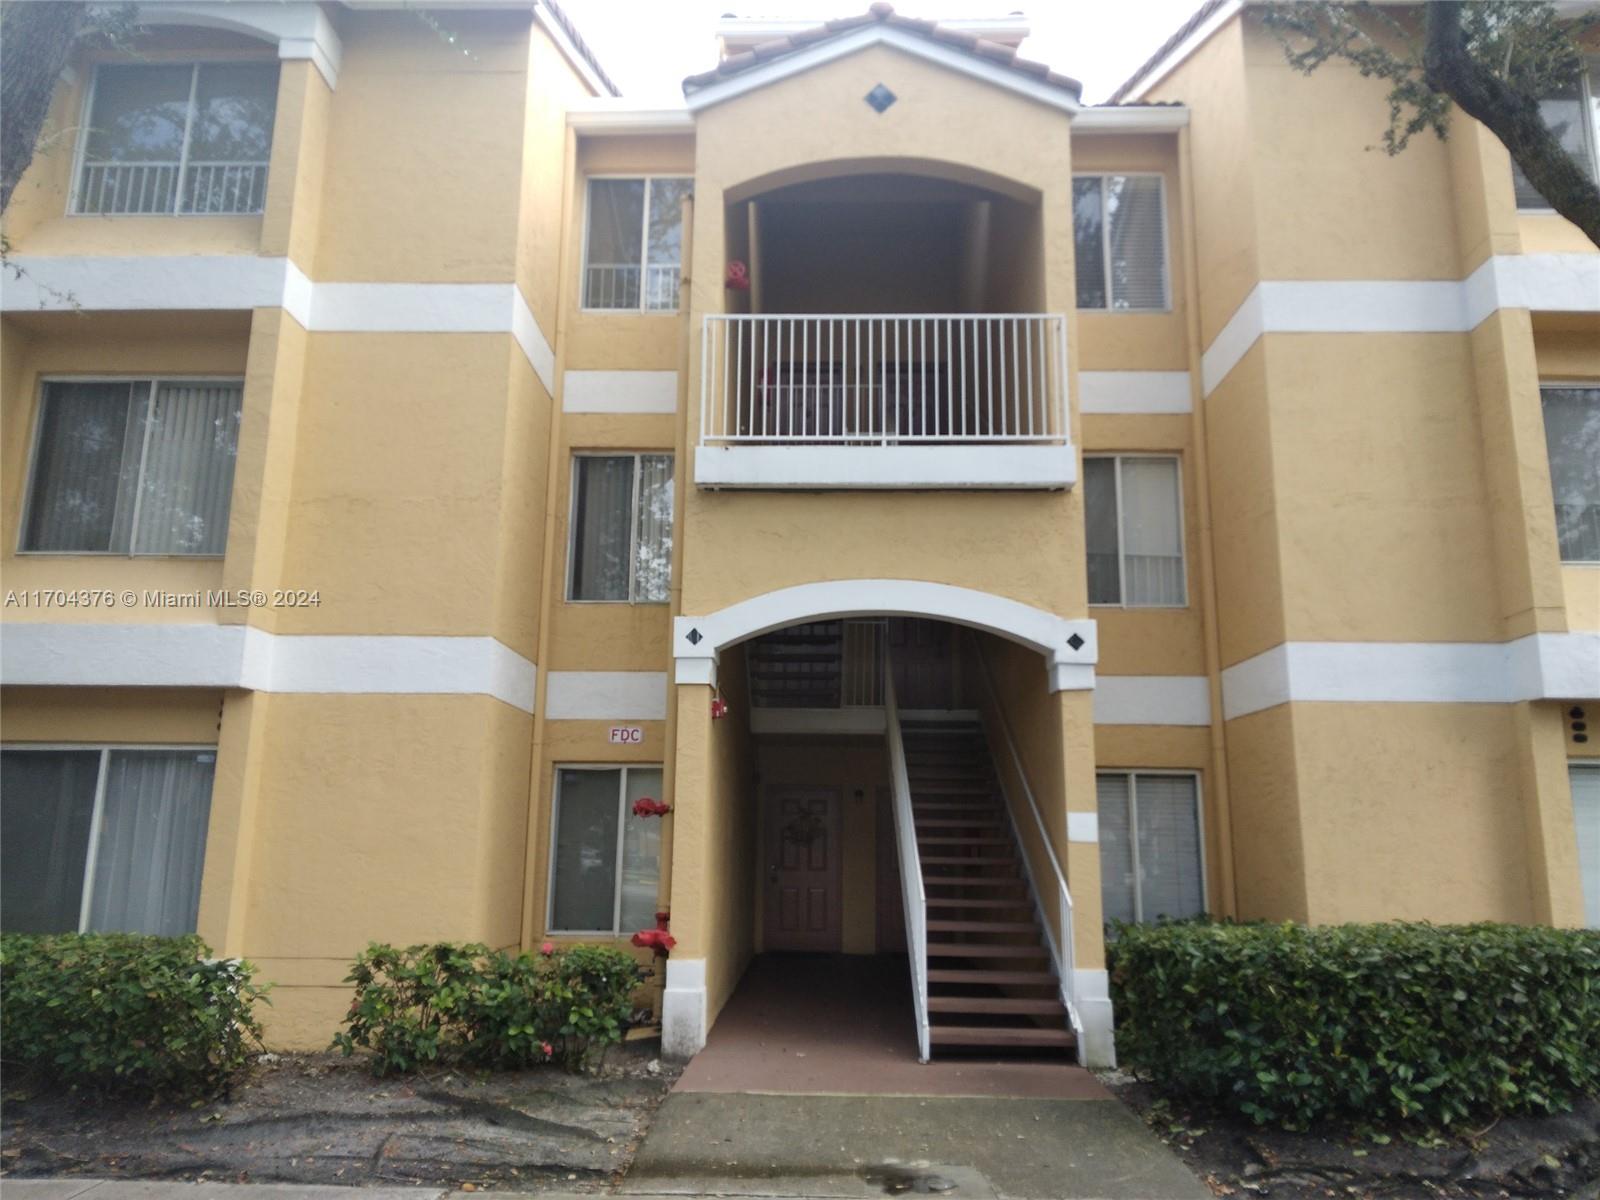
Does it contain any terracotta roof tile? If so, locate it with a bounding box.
[683,3,1082,101]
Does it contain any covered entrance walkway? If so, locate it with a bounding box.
[675,954,1103,1098]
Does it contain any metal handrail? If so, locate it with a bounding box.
[969,633,1083,1044]
[884,653,931,1062]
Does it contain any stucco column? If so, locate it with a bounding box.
[1057,687,1113,1067]
[661,680,712,1059]
[196,690,273,957]
[1515,702,1587,927]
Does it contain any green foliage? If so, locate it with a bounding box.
[0,932,268,1100]
[1260,1,1594,155]
[1109,920,1600,1130]
[333,941,647,1075]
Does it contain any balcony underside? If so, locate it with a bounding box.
[694,442,1077,490]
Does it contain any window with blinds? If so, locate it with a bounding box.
[1573,763,1600,930]
[1541,386,1600,563]
[1097,771,1205,926]
[568,453,674,602]
[1511,58,1600,210]
[1,747,216,936]
[1073,174,1169,311]
[548,765,663,935]
[1084,455,1186,607]
[22,379,244,556]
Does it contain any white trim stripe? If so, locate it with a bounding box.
[1201,255,1600,396]
[1221,633,1600,720]
[1093,675,1211,725]
[563,370,679,414]
[1079,371,1192,415]
[1066,812,1100,843]
[1,624,538,713]
[0,256,558,396]
[544,671,668,720]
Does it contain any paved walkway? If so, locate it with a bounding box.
[631,955,1210,1199]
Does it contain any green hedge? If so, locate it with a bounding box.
[0,933,268,1099]
[1109,920,1600,1129]
[333,941,647,1074]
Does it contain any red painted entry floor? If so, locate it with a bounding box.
[673,954,1108,1099]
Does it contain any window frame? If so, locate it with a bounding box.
[1539,380,1600,566]
[1514,57,1600,214]
[578,175,692,314]
[17,374,246,558]
[1084,452,1189,609]
[68,60,279,218]
[1573,760,1600,929]
[0,743,217,935]
[545,762,663,937]
[1096,768,1208,925]
[1071,171,1173,314]
[564,450,673,605]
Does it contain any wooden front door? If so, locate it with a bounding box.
[763,787,842,952]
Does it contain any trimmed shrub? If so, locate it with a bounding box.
[0,932,268,1099]
[333,941,647,1075]
[1109,920,1600,1129]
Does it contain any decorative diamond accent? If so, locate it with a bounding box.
[1066,633,1085,652]
[864,83,897,113]
[686,628,704,645]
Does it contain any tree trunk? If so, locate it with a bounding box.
[1,1,87,216]
[1423,0,1600,248]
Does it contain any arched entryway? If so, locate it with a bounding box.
[660,582,1113,1070]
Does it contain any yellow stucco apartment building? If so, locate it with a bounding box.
[2,0,1597,1068]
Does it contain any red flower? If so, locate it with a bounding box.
[632,797,671,817]
[540,941,555,955]
[541,1041,554,1057]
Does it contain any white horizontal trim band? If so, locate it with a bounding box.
[694,443,1077,490]
[0,256,557,395]
[1093,675,1211,725]
[1201,255,1600,396]
[543,671,668,720]
[1079,371,1192,415]
[563,370,679,413]
[0,624,538,713]
[1221,632,1600,719]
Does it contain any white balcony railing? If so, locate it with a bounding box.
[584,263,681,311]
[76,160,270,215]
[701,314,1068,446]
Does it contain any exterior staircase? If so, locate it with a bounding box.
[902,717,1077,1056]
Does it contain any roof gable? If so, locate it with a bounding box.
[682,3,1082,115]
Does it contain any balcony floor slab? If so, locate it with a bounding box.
[694,443,1077,490]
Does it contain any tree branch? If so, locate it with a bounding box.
[1423,0,1600,245]
[1,1,87,215]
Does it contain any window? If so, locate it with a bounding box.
[1073,174,1168,311]
[22,379,244,556]
[1574,763,1600,929]
[1542,386,1600,563]
[1097,772,1204,925]
[0,747,216,936]
[75,63,278,215]
[1084,455,1186,606]
[1512,57,1600,210]
[568,453,673,602]
[548,766,663,934]
[582,177,692,311]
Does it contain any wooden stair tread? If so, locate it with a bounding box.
[918,836,1010,846]
[925,897,1034,909]
[928,968,1056,984]
[930,1026,1074,1047]
[923,877,1026,888]
[927,996,1066,1015]
[921,856,1018,866]
[927,919,1039,933]
[927,943,1048,958]
[918,818,1004,828]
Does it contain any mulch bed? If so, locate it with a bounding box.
[1103,1075,1600,1200]
[0,1044,679,1192]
